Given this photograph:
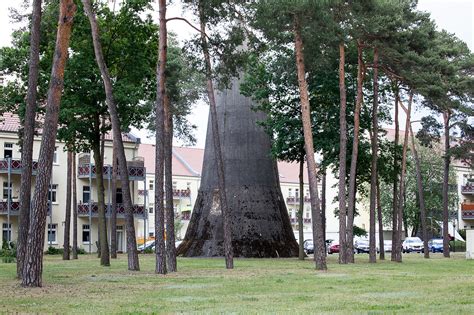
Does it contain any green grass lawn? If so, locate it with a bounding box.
[1,253,473,314]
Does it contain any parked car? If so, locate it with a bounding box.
[402,237,424,253]
[138,240,155,253]
[327,243,340,254]
[354,238,379,254]
[303,240,314,254]
[383,240,392,253]
[428,238,444,253]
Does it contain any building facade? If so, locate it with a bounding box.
[0,112,145,252]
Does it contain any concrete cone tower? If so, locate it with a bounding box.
[177,76,298,257]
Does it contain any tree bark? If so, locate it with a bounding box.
[63,151,72,260]
[294,15,326,270]
[21,0,76,287]
[322,167,327,246]
[92,127,110,266]
[391,90,400,261]
[298,156,305,260]
[337,42,348,264]
[346,40,365,263]
[164,94,177,271]
[17,0,43,279]
[198,3,234,269]
[368,47,379,264]
[72,152,78,259]
[442,111,451,258]
[409,125,429,258]
[82,0,139,271]
[395,92,413,263]
[110,145,117,259]
[154,0,167,274]
[376,176,384,260]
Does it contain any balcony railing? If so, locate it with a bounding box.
[77,163,145,180]
[0,159,38,175]
[289,217,312,224]
[0,201,20,215]
[286,196,311,204]
[461,185,474,194]
[137,189,191,199]
[181,211,191,220]
[77,202,145,218]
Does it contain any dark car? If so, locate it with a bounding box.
[428,238,444,253]
[303,240,314,254]
[327,243,340,254]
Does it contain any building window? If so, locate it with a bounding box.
[116,188,123,204]
[148,232,154,237]
[3,143,13,159]
[186,182,191,189]
[149,207,153,214]
[305,189,309,196]
[295,188,299,198]
[306,211,310,218]
[82,224,90,243]
[3,182,12,200]
[149,180,154,191]
[47,224,57,243]
[48,184,58,203]
[53,147,58,164]
[2,223,12,242]
[82,186,90,203]
[172,181,177,190]
[288,188,292,196]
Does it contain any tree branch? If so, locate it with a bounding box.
[166,17,210,40]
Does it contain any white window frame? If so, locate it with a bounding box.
[49,184,58,203]
[2,223,12,242]
[47,223,58,244]
[3,182,12,200]
[4,143,13,159]
[82,224,91,244]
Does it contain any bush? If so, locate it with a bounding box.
[45,246,63,255]
[144,247,154,254]
[1,240,16,263]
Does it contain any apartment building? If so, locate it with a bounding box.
[458,163,474,230]
[0,112,145,252]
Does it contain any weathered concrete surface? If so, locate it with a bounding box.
[177,76,298,258]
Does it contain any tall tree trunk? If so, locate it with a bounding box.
[346,40,365,263]
[322,167,326,246]
[376,176,384,260]
[154,0,167,274]
[391,90,400,261]
[63,151,72,260]
[199,3,234,269]
[17,0,43,279]
[368,47,379,264]
[395,92,413,263]
[110,145,118,259]
[72,152,78,259]
[337,42,348,264]
[442,111,451,258]
[298,155,305,260]
[82,0,139,271]
[164,94,177,271]
[92,133,110,266]
[21,0,76,287]
[294,15,326,270]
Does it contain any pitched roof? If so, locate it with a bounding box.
[0,112,137,143]
[138,143,307,183]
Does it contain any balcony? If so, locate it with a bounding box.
[286,196,311,205]
[289,217,312,224]
[461,185,474,194]
[77,202,145,218]
[461,202,474,220]
[181,211,191,220]
[77,163,145,181]
[0,158,38,175]
[137,189,191,199]
[0,201,20,215]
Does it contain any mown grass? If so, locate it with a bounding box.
[0,253,473,314]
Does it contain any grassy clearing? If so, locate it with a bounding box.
[0,253,473,314]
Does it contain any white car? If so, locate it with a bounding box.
[383,240,392,252]
[402,237,424,253]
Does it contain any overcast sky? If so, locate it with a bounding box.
[1,0,472,148]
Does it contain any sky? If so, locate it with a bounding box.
[0,0,473,148]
